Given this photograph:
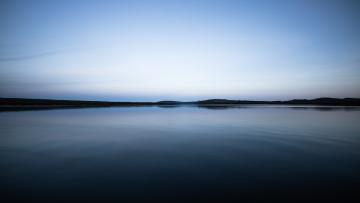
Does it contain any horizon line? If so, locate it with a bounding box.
[1,96,360,103]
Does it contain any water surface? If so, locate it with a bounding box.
[1,106,360,202]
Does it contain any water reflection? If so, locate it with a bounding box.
[2,104,360,112]
[0,106,359,202]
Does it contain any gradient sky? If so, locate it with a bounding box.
[1,0,359,101]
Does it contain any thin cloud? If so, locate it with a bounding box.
[0,50,62,62]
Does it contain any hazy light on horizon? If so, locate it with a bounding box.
[1,0,359,101]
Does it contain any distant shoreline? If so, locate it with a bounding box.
[1,97,360,111]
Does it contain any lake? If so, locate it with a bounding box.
[1,106,360,202]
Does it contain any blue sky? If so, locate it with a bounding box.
[0,0,359,101]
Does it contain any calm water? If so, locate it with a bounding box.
[1,106,360,202]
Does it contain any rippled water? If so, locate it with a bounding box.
[1,106,360,202]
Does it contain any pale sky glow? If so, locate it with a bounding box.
[1,0,359,101]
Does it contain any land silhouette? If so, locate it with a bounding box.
[1,97,360,111]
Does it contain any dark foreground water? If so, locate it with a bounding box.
[1,106,360,202]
